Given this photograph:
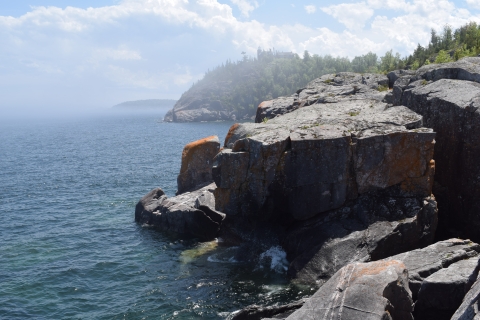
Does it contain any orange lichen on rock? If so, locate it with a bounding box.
[400,159,436,196]
[180,136,218,174]
[224,123,239,147]
[352,260,406,280]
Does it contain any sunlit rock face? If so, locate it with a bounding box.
[393,57,480,242]
[213,76,438,285]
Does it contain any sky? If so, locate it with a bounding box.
[1,0,480,115]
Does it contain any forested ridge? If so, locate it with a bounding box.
[176,22,480,119]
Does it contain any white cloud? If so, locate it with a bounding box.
[467,0,480,8]
[230,0,259,17]
[2,0,480,110]
[305,5,316,14]
[321,2,374,30]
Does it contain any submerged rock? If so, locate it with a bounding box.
[135,183,224,240]
[176,135,220,195]
[286,260,414,320]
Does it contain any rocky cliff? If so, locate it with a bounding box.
[136,57,480,319]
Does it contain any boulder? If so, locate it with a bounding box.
[384,239,480,300]
[413,256,480,320]
[392,57,480,241]
[451,274,480,320]
[135,183,225,240]
[177,135,220,195]
[285,260,414,320]
[254,72,389,123]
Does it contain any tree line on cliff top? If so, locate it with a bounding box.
[184,22,480,119]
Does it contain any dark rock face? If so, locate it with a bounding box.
[452,274,480,320]
[285,193,437,285]
[286,260,414,320]
[254,72,389,123]
[135,183,224,240]
[176,135,220,195]
[392,57,480,242]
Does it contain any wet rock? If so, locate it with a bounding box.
[135,183,224,240]
[451,275,480,320]
[393,57,480,241]
[177,136,220,195]
[413,256,480,320]
[286,260,414,320]
[384,239,480,300]
[229,299,305,320]
[254,72,389,123]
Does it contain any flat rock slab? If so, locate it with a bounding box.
[135,183,225,240]
[384,238,480,300]
[255,72,389,122]
[414,256,480,320]
[286,260,413,320]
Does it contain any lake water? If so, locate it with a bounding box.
[0,111,310,319]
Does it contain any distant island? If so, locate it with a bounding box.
[112,99,177,110]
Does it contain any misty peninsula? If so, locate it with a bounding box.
[113,99,177,110]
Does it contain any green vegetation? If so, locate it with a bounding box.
[377,85,389,92]
[184,22,480,118]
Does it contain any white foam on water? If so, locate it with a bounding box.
[258,246,289,274]
[207,246,239,264]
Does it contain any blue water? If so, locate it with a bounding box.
[0,111,308,319]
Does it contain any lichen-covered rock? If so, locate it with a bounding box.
[135,183,225,240]
[177,135,220,195]
[392,57,480,242]
[214,100,435,222]
[254,72,389,123]
[286,260,414,320]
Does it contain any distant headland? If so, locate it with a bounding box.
[112,99,177,110]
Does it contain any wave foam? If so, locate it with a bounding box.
[258,246,289,274]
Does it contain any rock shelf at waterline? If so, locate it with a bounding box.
[135,57,480,320]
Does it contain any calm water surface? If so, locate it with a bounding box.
[0,111,310,319]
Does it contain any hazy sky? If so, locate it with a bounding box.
[1,0,480,114]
